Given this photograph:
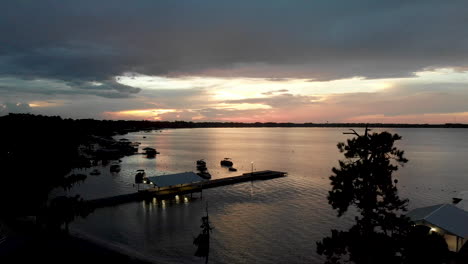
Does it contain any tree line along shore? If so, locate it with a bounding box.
[2,113,468,134]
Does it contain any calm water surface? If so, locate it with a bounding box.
[70,128,468,263]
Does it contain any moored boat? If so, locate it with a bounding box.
[143,147,159,158]
[220,158,233,167]
[135,169,146,183]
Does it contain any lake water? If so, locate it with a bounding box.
[70,128,468,263]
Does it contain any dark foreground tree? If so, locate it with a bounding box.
[0,114,93,228]
[317,128,448,264]
[328,128,408,218]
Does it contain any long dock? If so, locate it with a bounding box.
[89,170,286,208]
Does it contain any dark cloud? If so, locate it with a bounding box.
[0,78,140,99]
[225,93,321,108]
[72,80,141,95]
[266,78,289,82]
[262,89,289,95]
[2,0,468,85]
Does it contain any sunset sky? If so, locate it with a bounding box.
[1,1,468,123]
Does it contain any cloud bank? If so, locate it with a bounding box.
[1,1,468,122]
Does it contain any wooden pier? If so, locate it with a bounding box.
[89,170,286,208]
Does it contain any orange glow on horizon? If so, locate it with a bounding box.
[29,101,63,108]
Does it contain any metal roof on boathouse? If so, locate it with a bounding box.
[147,172,203,188]
[406,203,468,238]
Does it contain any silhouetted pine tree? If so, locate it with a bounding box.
[317,128,448,264]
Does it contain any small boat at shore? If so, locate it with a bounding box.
[196,159,211,179]
[220,158,233,167]
[143,147,159,158]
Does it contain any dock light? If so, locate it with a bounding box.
[430,228,437,232]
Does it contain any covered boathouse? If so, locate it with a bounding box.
[146,172,204,190]
[406,204,468,252]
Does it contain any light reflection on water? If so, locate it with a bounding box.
[71,128,468,263]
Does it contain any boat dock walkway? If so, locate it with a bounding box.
[89,170,286,208]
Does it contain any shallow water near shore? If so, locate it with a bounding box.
[70,127,468,263]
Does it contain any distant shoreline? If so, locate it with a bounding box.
[4,114,468,132]
[136,122,468,129]
[105,120,468,131]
